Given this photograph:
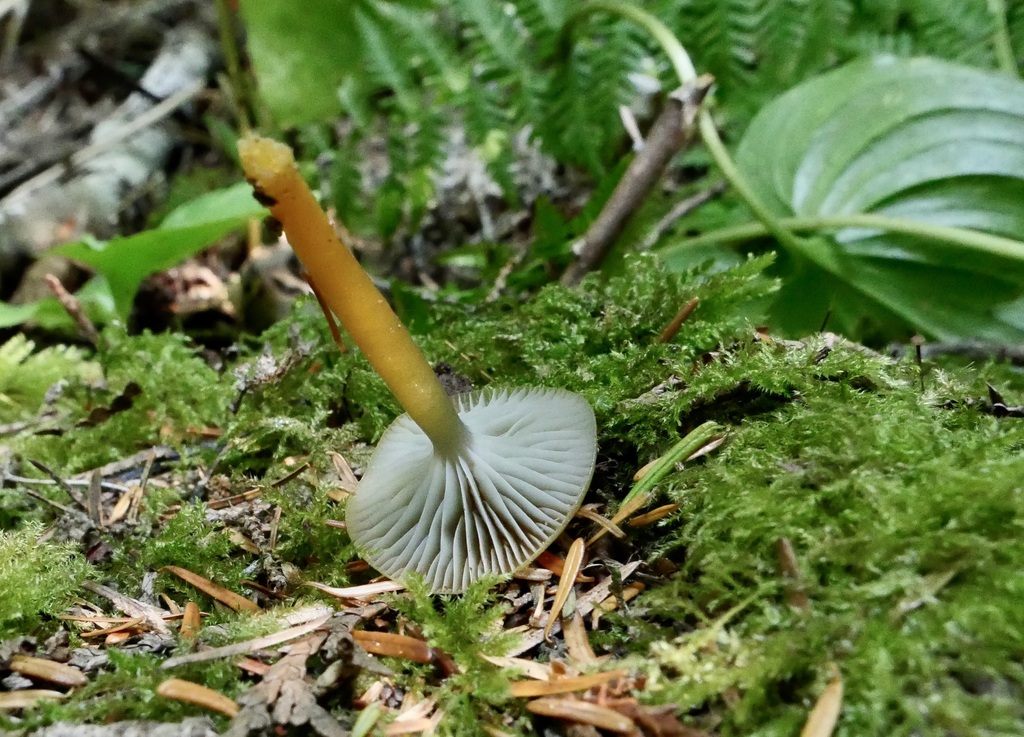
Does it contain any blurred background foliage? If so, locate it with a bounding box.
[7,0,1023,344]
[236,0,1024,343]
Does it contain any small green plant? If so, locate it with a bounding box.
[0,184,265,329]
[0,336,92,423]
[0,525,90,639]
[663,56,1024,341]
[392,576,523,734]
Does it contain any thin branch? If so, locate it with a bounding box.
[214,0,253,131]
[640,180,728,251]
[988,0,1019,77]
[44,274,100,346]
[3,474,131,493]
[190,441,232,502]
[29,459,87,509]
[560,77,712,286]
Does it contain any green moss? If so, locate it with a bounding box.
[5,254,1023,734]
[391,577,524,736]
[622,345,1024,735]
[123,503,249,604]
[0,525,90,639]
[15,328,231,473]
[0,336,94,424]
[1,650,245,732]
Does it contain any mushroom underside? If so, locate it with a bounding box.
[345,386,597,594]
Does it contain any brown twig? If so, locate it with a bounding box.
[44,274,100,346]
[560,76,713,287]
[911,334,926,392]
[23,489,80,516]
[889,339,1024,367]
[29,459,88,509]
[86,469,104,528]
[639,180,728,251]
[128,450,157,524]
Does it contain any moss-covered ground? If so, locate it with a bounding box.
[1,255,1022,735]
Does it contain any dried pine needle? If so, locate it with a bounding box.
[800,669,844,737]
[527,697,636,734]
[509,670,627,697]
[544,538,585,643]
[9,655,87,688]
[156,677,239,717]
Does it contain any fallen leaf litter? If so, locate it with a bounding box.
[1,422,735,736]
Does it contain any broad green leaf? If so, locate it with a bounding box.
[239,0,361,126]
[0,301,45,329]
[239,0,435,126]
[159,182,262,229]
[0,277,117,331]
[668,56,1024,341]
[55,183,266,319]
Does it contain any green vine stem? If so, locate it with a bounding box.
[215,0,252,132]
[661,213,1024,263]
[988,0,1019,77]
[565,1,807,256]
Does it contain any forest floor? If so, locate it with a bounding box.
[1,3,1024,737]
[2,256,1024,736]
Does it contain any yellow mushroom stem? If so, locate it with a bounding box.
[237,133,465,452]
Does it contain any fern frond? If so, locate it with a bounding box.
[847,0,999,68]
[508,0,568,58]
[758,0,854,88]
[377,3,468,94]
[671,0,764,106]
[0,336,86,422]
[454,0,529,77]
[536,15,646,174]
[355,8,419,113]
[905,0,998,67]
[461,82,516,195]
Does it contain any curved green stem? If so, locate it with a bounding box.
[215,0,252,132]
[566,1,806,255]
[568,1,698,84]
[988,0,1019,77]
[661,213,1024,263]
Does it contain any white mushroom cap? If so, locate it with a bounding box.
[345,387,597,594]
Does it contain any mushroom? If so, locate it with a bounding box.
[238,134,597,594]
